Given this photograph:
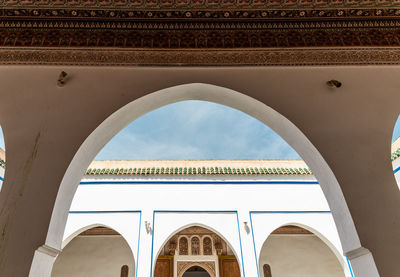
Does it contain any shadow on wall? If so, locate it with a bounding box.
[51,226,135,277]
[259,225,346,277]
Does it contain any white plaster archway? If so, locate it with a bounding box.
[29,83,378,277]
[258,223,350,277]
[51,224,135,277]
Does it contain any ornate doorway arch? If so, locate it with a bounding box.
[179,264,214,277]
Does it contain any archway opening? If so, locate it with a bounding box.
[0,124,5,190]
[182,266,211,277]
[37,83,376,277]
[51,226,135,277]
[154,225,240,277]
[391,115,400,188]
[259,225,347,277]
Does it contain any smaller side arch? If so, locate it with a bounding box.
[52,225,136,277]
[258,223,350,277]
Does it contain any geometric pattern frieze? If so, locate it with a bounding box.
[2,48,400,66]
[1,0,400,9]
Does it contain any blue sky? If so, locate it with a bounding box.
[0,101,399,159]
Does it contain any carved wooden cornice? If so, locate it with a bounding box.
[1,0,400,9]
[1,48,400,65]
[1,2,400,65]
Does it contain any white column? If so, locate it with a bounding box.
[136,210,154,277]
[237,211,258,277]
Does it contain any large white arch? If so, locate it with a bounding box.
[29,83,378,277]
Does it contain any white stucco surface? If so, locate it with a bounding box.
[57,174,353,277]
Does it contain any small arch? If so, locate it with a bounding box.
[52,225,135,277]
[203,236,213,255]
[262,264,272,277]
[179,237,189,255]
[121,265,129,277]
[181,265,213,277]
[259,224,347,277]
[190,236,200,255]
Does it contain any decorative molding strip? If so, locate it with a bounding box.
[1,0,399,9]
[36,245,61,257]
[271,225,313,234]
[1,19,400,29]
[1,28,400,48]
[80,226,120,235]
[345,246,372,260]
[1,8,400,20]
[1,47,400,66]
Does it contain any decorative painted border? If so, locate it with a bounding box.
[1,8,400,20]
[1,47,400,66]
[1,0,400,9]
[150,210,246,277]
[67,210,142,277]
[1,28,400,48]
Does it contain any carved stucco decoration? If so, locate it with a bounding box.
[191,237,200,255]
[0,0,400,65]
[179,237,188,255]
[177,262,216,277]
[1,48,400,66]
[203,237,212,255]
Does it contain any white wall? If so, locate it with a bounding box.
[58,175,352,277]
[52,236,135,277]
[259,235,344,277]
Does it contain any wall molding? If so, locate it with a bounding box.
[2,47,400,66]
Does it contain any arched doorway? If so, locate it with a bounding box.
[30,83,378,277]
[391,115,400,188]
[51,226,135,277]
[259,225,348,277]
[154,225,240,277]
[182,266,211,277]
[0,124,5,191]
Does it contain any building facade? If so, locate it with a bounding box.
[51,160,362,277]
